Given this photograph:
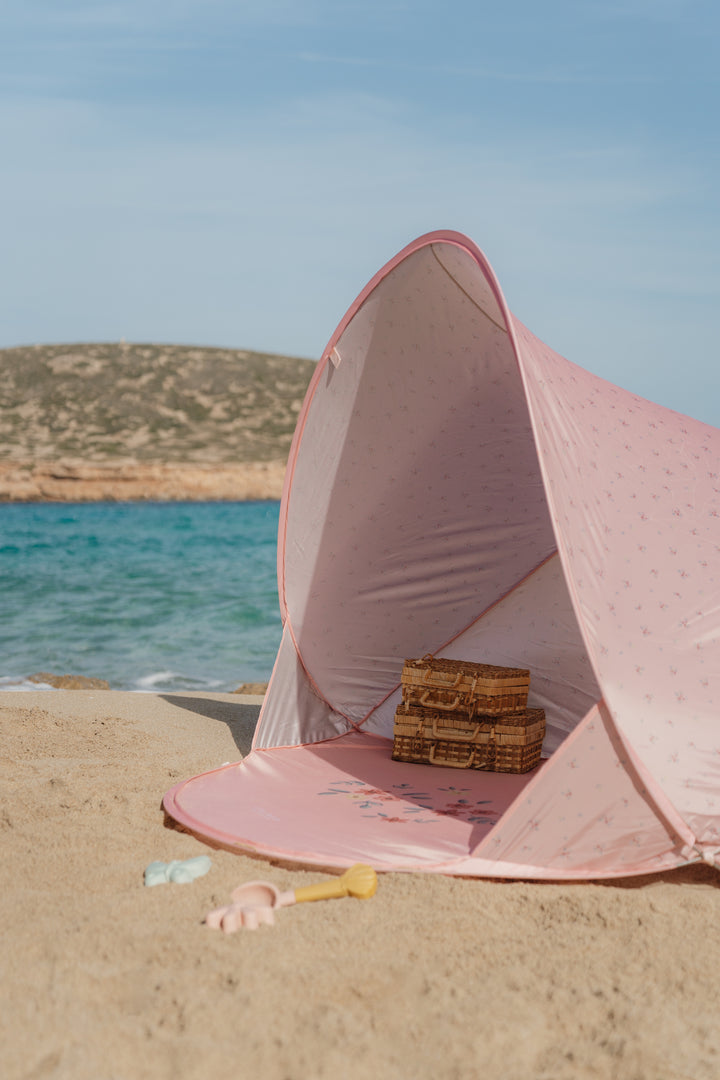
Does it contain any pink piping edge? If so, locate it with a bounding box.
[162,758,689,878]
[469,700,694,860]
[275,230,497,626]
[284,615,365,735]
[356,549,559,730]
[493,273,696,850]
[266,229,606,743]
[263,230,539,748]
[250,617,363,754]
[262,229,698,849]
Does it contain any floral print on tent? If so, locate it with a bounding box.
[317,778,502,827]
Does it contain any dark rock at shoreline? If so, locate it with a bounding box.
[29,672,111,690]
[232,682,268,696]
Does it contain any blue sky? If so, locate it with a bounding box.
[2,0,719,424]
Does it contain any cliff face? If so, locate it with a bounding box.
[0,459,288,502]
[0,342,315,501]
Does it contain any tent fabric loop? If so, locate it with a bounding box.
[696,847,720,869]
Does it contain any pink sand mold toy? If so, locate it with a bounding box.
[205,863,378,932]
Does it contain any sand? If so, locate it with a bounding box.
[3,690,719,1080]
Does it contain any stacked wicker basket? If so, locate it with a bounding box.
[392,655,545,774]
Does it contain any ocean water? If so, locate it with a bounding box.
[0,501,283,692]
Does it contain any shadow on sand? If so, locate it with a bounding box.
[160,694,261,757]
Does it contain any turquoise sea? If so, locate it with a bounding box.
[0,501,282,692]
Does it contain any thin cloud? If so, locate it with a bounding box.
[9,0,332,31]
[296,51,660,86]
[584,0,707,22]
[1,2,717,425]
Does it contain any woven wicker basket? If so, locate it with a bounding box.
[401,655,530,716]
[392,703,545,774]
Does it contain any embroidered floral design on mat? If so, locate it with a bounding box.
[317,779,501,826]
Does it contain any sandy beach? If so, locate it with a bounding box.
[2,690,719,1080]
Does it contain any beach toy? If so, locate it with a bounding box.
[206,902,277,931]
[205,863,377,932]
[144,855,212,886]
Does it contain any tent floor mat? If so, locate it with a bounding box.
[163,731,544,872]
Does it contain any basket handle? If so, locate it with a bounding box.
[420,690,461,711]
[431,718,481,742]
[429,744,475,768]
[421,668,463,689]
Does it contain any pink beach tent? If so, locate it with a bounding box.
[164,230,720,880]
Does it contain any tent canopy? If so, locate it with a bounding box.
[164,231,720,880]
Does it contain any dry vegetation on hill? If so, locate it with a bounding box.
[0,342,316,500]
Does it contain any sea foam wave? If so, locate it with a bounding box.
[0,675,56,692]
[131,671,228,693]
[0,501,282,691]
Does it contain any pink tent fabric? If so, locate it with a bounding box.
[164,230,720,879]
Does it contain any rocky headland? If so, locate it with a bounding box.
[0,342,316,502]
